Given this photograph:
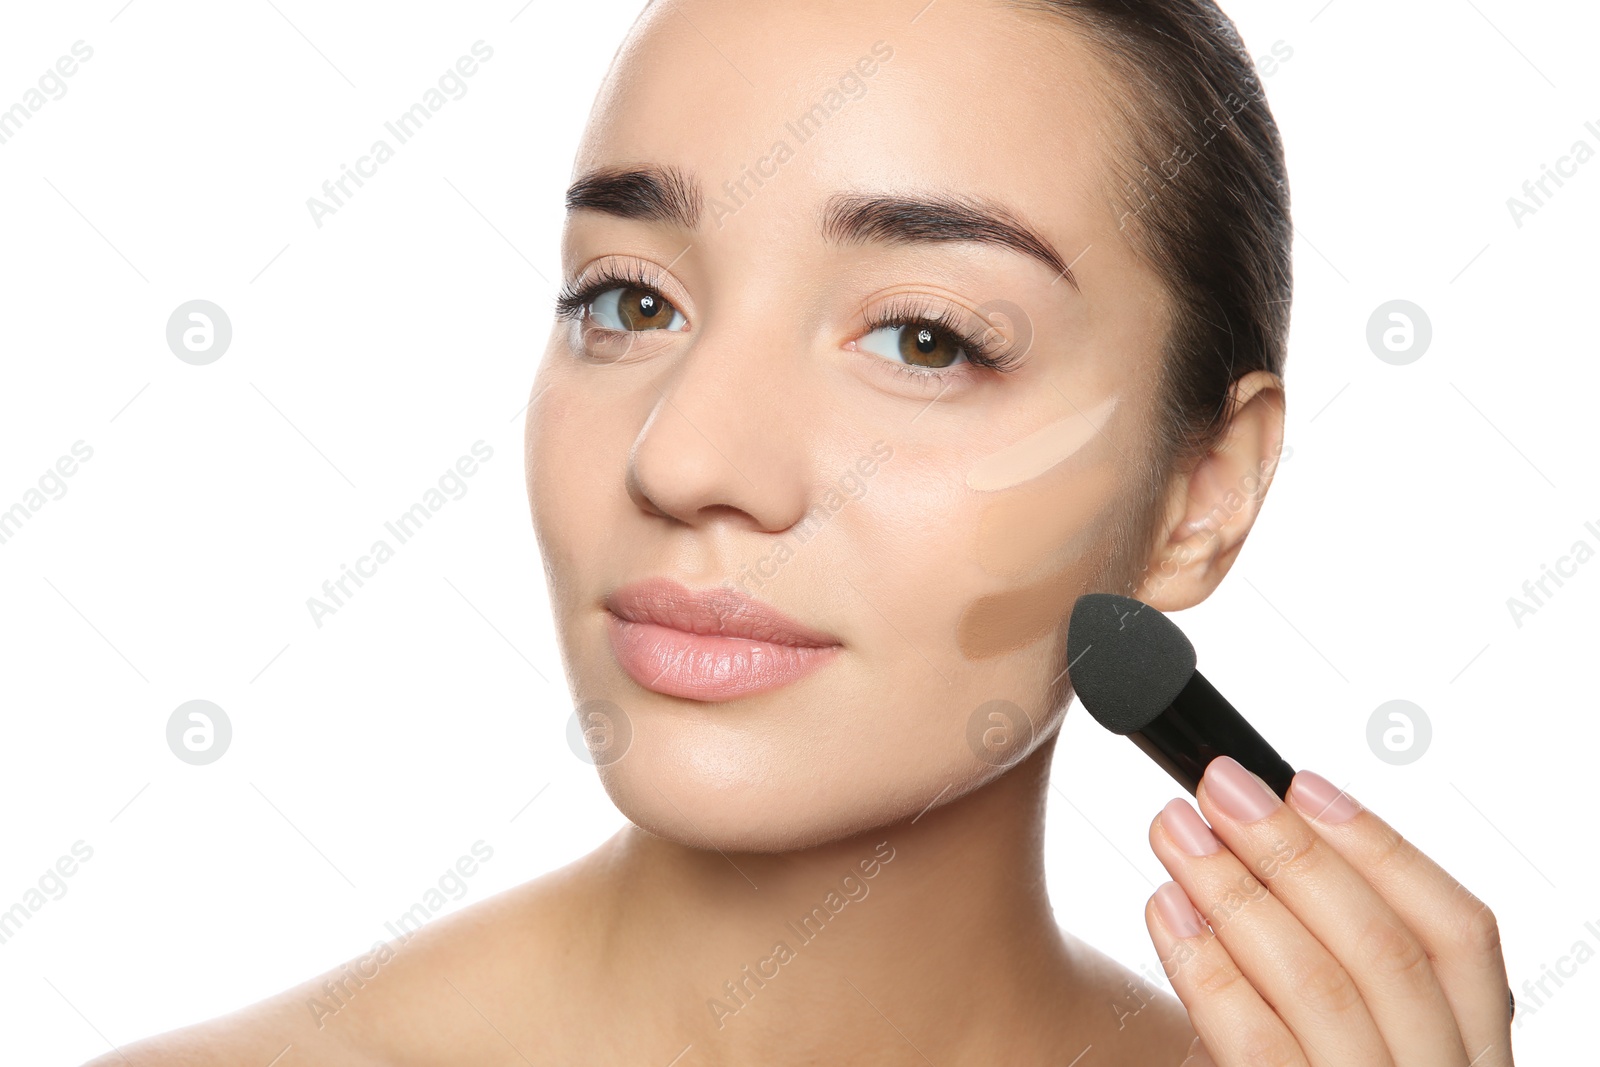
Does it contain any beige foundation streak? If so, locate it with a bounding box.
[965,393,1119,492]
[957,563,1079,659]
[975,457,1119,578]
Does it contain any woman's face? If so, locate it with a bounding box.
[526,0,1176,851]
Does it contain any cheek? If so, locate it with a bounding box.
[959,569,1085,661]
[966,392,1119,492]
[827,431,1126,670]
[973,454,1121,579]
[831,441,981,624]
[524,360,626,583]
[958,442,1127,661]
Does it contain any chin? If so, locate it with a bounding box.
[560,603,1071,853]
[587,713,1009,854]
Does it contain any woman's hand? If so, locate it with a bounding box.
[1143,756,1513,1066]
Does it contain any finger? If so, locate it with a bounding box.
[1151,797,1391,1066]
[1190,759,1468,1064]
[1285,771,1514,1067]
[1145,881,1309,1067]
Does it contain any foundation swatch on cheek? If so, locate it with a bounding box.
[973,456,1119,579]
[958,391,1128,660]
[957,564,1080,659]
[958,496,1124,660]
[965,393,1118,492]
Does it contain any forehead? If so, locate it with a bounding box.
[572,0,1126,257]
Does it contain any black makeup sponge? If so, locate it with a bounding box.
[1066,593,1197,734]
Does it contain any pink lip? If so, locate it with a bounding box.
[603,578,842,701]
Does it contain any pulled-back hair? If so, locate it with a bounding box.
[1010,0,1292,503]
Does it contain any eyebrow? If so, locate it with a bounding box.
[820,192,1079,291]
[565,164,1080,291]
[565,164,704,231]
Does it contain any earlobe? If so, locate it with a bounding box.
[1133,371,1286,611]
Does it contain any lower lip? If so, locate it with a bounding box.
[604,611,841,702]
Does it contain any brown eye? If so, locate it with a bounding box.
[563,280,687,333]
[603,285,683,331]
[897,323,965,368]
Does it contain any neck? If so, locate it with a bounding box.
[571,734,1089,1063]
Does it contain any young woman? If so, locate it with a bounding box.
[90,0,1514,1063]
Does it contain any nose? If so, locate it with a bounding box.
[625,317,816,534]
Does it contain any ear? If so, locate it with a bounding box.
[1132,370,1286,612]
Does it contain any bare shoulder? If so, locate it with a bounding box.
[75,972,383,1067]
[1055,926,1197,1065]
[78,859,590,1067]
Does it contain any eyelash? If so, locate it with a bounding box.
[858,294,1023,381]
[553,261,670,322]
[553,265,1024,382]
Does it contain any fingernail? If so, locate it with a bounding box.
[1289,771,1362,824]
[1180,1035,1217,1067]
[1154,881,1205,938]
[1204,756,1280,823]
[1161,798,1222,856]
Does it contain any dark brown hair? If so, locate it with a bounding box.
[1010,0,1293,503]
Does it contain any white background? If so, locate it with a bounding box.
[1,0,1595,1062]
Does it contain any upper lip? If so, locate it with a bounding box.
[605,578,842,648]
